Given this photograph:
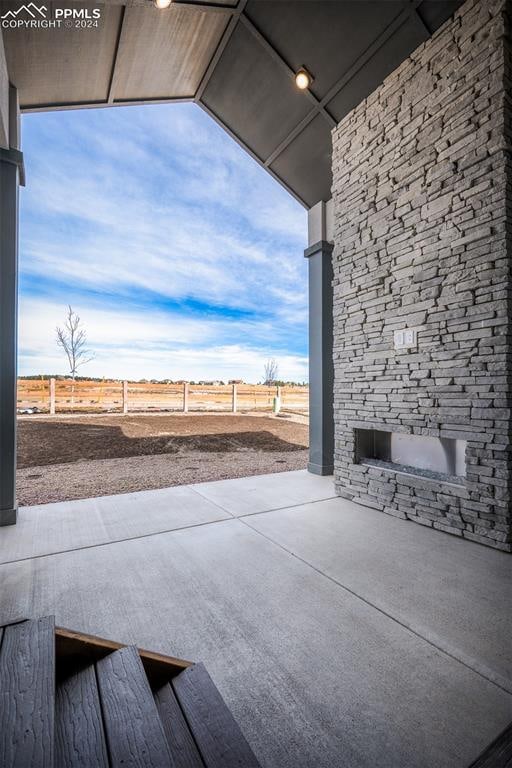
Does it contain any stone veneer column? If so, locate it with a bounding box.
[330,0,512,550]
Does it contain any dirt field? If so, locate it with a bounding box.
[17,413,309,506]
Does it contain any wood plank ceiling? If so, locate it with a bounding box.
[2,0,463,206]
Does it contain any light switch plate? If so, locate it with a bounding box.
[394,329,417,350]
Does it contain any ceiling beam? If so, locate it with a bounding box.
[317,3,424,113]
[195,0,247,102]
[413,4,432,36]
[264,108,317,168]
[21,96,193,114]
[194,0,334,204]
[107,5,127,104]
[198,100,308,208]
[172,1,236,12]
[112,96,193,106]
[263,0,429,173]
[238,13,336,129]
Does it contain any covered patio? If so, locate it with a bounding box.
[1,0,512,765]
[1,469,511,767]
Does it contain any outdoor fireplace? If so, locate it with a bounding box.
[355,429,466,482]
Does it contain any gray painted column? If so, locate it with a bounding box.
[304,239,334,475]
[0,86,22,526]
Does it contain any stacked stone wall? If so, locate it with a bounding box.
[331,0,512,550]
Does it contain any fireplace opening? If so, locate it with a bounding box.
[355,429,466,483]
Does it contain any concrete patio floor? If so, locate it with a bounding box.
[0,469,510,768]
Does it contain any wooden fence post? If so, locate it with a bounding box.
[232,383,237,413]
[98,377,105,408]
[183,382,189,413]
[122,380,128,414]
[49,378,55,415]
[273,385,282,414]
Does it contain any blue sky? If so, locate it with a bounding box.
[18,103,308,383]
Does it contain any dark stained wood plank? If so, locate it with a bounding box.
[96,645,173,768]
[0,616,55,768]
[172,663,260,768]
[155,682,205,768]
[55,664,109,768]
[469,721,512,767]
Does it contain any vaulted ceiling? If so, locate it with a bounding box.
[2,0,463,206]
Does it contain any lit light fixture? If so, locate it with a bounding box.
[154,0,172,8]
[295,68,312,90]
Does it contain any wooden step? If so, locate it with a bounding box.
[0,616,55,768]
[155,682,205,768]
[172,663,260,768]
[468,721,512,767]
[1,618,261,768]
[96,645,174,768]
[55,663,109,768]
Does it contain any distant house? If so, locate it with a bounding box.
[229,379,244,385]
[198,380,224,386]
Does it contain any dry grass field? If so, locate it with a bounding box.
[17,412,309,506]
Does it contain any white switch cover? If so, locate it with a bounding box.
[394,329,417,350]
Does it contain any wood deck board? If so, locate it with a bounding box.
[155,682,205,768]
[172,663,260,768]
[96,645,173,768]
[55,663,109,768]
[0,616,55,768]
[1,619,259,768]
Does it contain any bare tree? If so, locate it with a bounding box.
[263,358,279,385]
[56,306,94,380]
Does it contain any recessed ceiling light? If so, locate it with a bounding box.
[295,68,312,90]
[154,0,172,8]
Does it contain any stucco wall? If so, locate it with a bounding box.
[331,0,512,551]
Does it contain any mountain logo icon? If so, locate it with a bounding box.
[1,3,47,19]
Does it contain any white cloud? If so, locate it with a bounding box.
[19,104,309,381]
[21,167,307,316]
[19,297,308,383]
[21,104,307,307]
